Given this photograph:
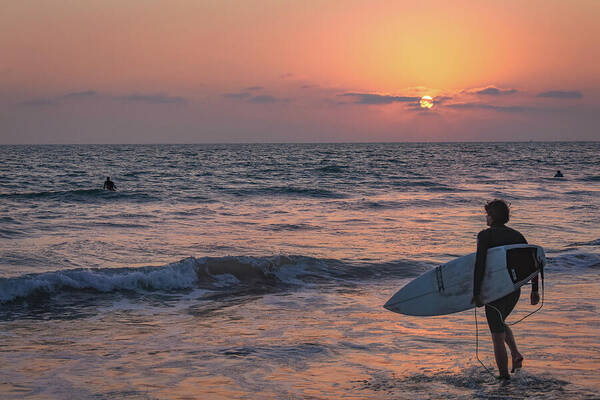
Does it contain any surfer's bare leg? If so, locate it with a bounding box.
[504,325,523,372]
[491,332,510,378]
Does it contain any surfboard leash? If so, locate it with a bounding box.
[490,277,545,327]
[474,307,496,377]
[474,275,545,378]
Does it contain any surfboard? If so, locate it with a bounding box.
[384,244,545,316]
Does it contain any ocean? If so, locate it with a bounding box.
[1,142,599,399]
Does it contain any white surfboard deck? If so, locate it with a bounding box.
[384,244,545,316]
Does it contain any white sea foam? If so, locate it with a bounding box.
[0,255,328,303]
[0,257,200,303]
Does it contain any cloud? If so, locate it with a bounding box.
[536,90,582,99]
[249,95,290,104]
[19,90,97,106]
[224,86,266,99]
[249,95,277,103]
[224,91,289,104]
[280,73,294,79]
[118,93,188,104]
[445,102,532,112]
[224,92,251,99]
[409,108,441,116]
[466,86,518,96]
[433,96,453,104]
[62,90,98,99]
[20,90,188,107]
[405,103,437,114]
[340,93,420,105]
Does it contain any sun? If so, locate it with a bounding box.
[420,95,434,109]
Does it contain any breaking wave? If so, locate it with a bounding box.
[1,249,597,305]
[0,256,427,304]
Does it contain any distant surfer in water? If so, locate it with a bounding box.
[554,170,564,178]
[472,199,539,380]
[103,177,116,191]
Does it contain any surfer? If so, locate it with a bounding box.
[103,177,117,191]
[472,199,539,380]
[554,170,564,178]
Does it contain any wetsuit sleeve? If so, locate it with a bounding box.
[473,230,490,297]
[521,234,528,245]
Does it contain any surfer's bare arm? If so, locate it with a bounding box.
[530,275,540,305]
[472,230,489,307]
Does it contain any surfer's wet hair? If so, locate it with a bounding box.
[485,199,510,225]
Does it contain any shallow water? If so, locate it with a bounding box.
[2,274,598,399]
[1,142,599,399]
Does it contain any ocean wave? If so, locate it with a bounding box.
[1,250,597,305]
[391,180,442,187]
[579,175,600,182]
[262,223,320,231]
[0,228,25,239]
[389,180,459,192]
[343,196,475,210]
[545,251,600,271]
[228,186,347,199]
[565,204,598,211]
[0,256,426,304]
[0,258,199,304]
[565,190,596,196]
[315,165,348,173]
[566,238,600,247]
[350,200,406,210]
[0,189,158,203]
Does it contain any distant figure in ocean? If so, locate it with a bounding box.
[554,170,564,178]
[472,199,539,380]
[103,177,116,191]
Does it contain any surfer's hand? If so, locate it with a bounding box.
[530,291,540,305]
[472,295,484,307]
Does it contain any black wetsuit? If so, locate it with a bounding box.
[103,180,116,191]
[474,224,528,333]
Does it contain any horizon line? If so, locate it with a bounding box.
[1,140,599,146]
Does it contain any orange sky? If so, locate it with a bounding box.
[1,0,598,143]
